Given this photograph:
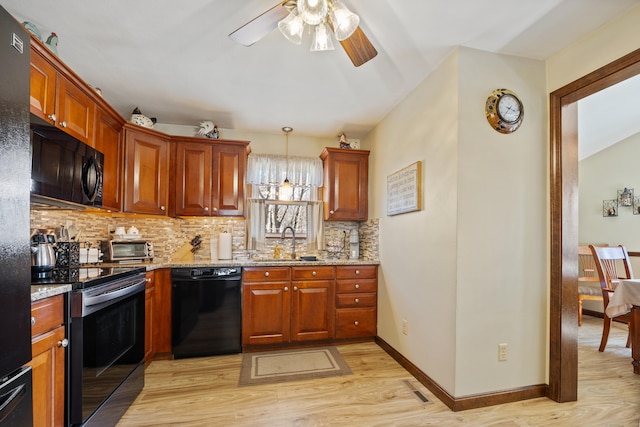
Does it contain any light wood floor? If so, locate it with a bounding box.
[118,316,640,426]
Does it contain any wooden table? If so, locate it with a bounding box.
[606,279,640,374]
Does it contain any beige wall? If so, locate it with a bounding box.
[362,47,547,396]
[579,131,640,312]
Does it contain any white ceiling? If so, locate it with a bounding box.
[1,0,639,142]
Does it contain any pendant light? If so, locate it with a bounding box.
[280,126,294,200]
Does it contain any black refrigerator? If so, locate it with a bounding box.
[0,5,34,426]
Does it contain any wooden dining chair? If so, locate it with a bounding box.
[578,245,604,326]
[589,245,633,352]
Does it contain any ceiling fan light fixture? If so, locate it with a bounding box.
[278,10,305,45]
[297,0,328,25]
[310,21,335,51]
[329,0,359,41]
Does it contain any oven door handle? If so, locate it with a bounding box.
[84,280,146,308]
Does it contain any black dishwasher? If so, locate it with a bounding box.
[171,267,242,358]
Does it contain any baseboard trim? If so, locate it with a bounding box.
[375,336,548,411]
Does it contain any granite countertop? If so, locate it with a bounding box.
[31,258,380,302]
[31,284,73,302]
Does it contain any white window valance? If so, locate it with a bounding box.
[246,154,323,187]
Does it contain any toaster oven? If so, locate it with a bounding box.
[102,240,154,263]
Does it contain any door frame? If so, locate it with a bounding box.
[548,47,640,402]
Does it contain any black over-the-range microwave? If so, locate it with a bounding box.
[30,115,104,208]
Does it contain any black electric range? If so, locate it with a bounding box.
[31,266,146,290]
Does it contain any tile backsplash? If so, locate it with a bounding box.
[30,208,379,262]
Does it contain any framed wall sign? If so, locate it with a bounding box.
[387,161,422,216]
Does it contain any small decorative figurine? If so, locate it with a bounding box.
[339,133,350,149]
[22,22,41,41]
[129,107,156,128]
[45,32,58,55]
[198,121,219,139]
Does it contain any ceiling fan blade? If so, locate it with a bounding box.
[338,26,378,67]
[229,2,289,47]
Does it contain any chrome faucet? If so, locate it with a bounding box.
[281,226,296,260]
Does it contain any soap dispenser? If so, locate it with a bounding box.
[349,229,359,259]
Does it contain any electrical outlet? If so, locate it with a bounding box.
[402,319,408,335]
[498,343,508,361]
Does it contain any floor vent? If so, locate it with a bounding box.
[401,379,431,404]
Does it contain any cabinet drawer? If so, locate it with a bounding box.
[336,308,376,338]
[292,266,334,281]
[31,294,64,337]
[336,278,377,293]
[243,266,291,282]
[336,265,377,279]
[336,292,376,308]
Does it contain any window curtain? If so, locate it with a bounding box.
[246,199,266,250]
[246,154,323,188]
[306,201,324,251]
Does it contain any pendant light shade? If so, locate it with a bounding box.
[329,0,360,41]
[297,0,328,25]
[310,22,335,52]
[278,10,304,45]
[279,126,294,201]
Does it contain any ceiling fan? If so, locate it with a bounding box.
[229,0,377,67]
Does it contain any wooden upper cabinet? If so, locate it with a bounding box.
[320,147,370,221]
[174,137,249,217]
[94,106,124,211]
[29,40,94,144]
[212,143,247,216]
[123,124,170,215]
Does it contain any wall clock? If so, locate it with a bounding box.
[485,88,524,134]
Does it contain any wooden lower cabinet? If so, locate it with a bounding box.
[335,265,378,339]
[28,294,66,427]
[243,265,377,347]
[145,269,172,361]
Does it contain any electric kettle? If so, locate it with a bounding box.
[31,233,56,276]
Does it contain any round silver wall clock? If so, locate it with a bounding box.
[485,88,524,134]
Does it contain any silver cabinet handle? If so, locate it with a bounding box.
[354,321,359,326]
[293,286,298,291]
[355,298,359,304]
[161,206,166,211]
[329,210,334,215]
[355,270,360,275]
[355,284,359,289]
[284,286,289,291]
[31,317,35,326]
[312,271,316,276]
[57,338,69,348]
[264,271,270,277]
[204,207,209,211]
[146,277,152,283]
[58,121,67,128]
[213,207,218,212]
[47,114,56,122]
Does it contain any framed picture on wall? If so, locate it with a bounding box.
[603,199,618,217]
[387,161,422,216]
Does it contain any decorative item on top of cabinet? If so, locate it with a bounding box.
[174,136,250,217]
[320,147,369,221]
[123,124,170,215]
[28,294,66,427]
[335,265,377,339]
[29,38,94,144]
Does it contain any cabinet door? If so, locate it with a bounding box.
[242,282,291,346]
[29,49,57,123]
[175,142,212,216]
[55,76,94,144]
[123,126,170,215]
[212,144,246,216]
[144,272,155,362]
[94,107,123,211]
[291,280,335,342]
[153,269,173,357]
[28,325,65,427]
[321,148,369,221]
